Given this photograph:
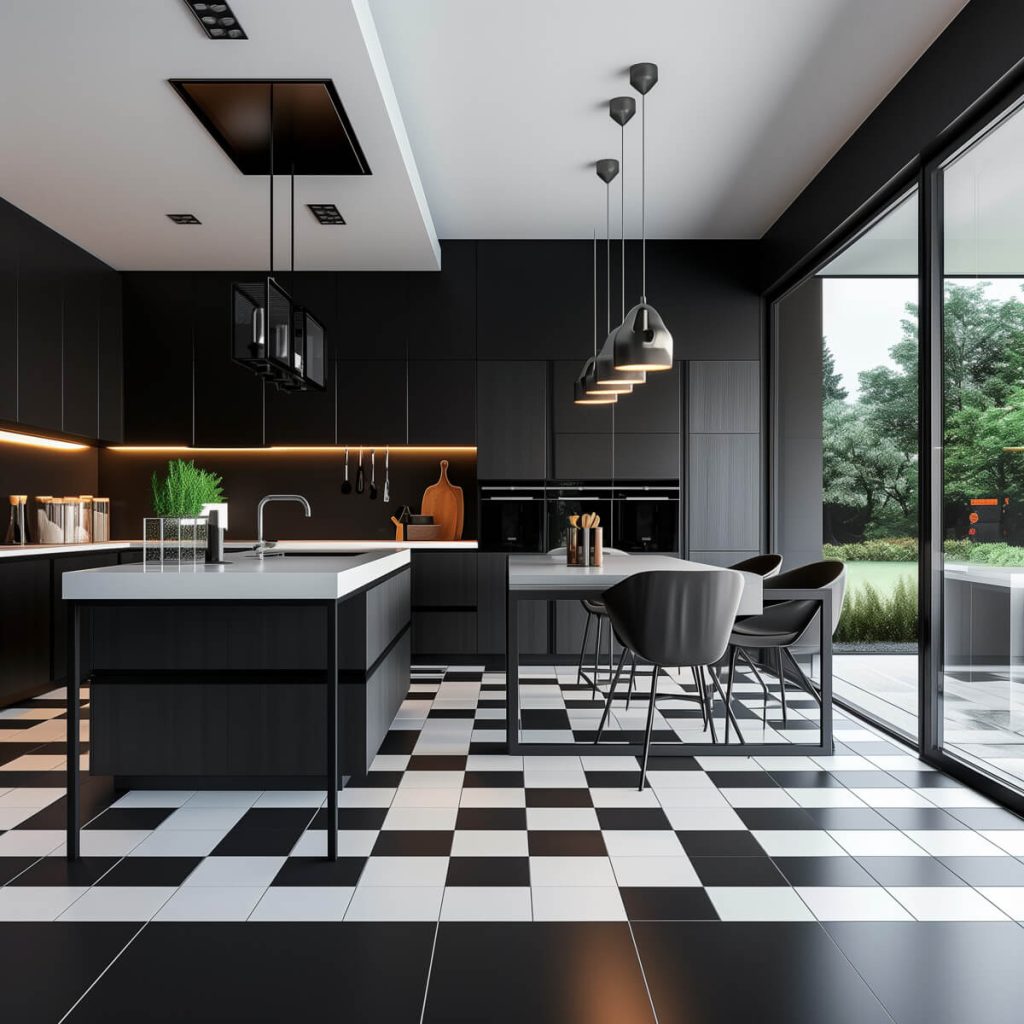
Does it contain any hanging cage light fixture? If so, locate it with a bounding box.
[612,62,673,372]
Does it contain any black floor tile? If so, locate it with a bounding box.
[0,743,38,765]
[455,807,527,830]
[584,770,647,788]
[595,808,671,830]
[621,887,719,920]
[270,857,366,886]
[826,922,1024,1024]
[8,857,117,886]
[772,856,877,887]
[801,807,895,830]
[946,807,1024,830]
[463,771,524,788]
[735,807,820,830]
[878,807,969,830]
[234,808,317,830]
[424,922,655,1024]
[0,718,42,730]
[348,771,403,788]
[211,827,304,856]
[708,771,780,788]
[828,770,904,788]
[446,856,530,886]
[634,922,893,1024]
[676,830,765,857]
[16,776,117,829]
[310,807,387,830]
[377,730,419,754]
[691,856,787,886]
[888,770,960,788]
[0,923,138,1024]
[84,808,173,830]
[528,831,607,856]
[0,856,37,885]
[522,710,571,729]
[768,771,843,788]
[857,856,967,886]
[372,830,454,856]
[939,856,1024,886]
[408,755,467,771]
[468,742,507,755]
[97,857,202,887]
[66,923,435,1024]
[525,788,593,807]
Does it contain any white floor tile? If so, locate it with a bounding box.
[754,757,817,770]
[888,886,1008,921]
[525,807,600,831]
[849,788,934,808]
[392,788,460,809]
[382,807,458,830]
[580,756,638,772]
[916,788,996,808]
[0,806,41,829]
[647,771,717,789]
[182,791,260,808]
[522,770,588,789]
[787,788,866,808]
[980,831,1024,856]
[797,887,913,921]
[662,807,746,831]
[901,831,1006,857]
[398,771,463,789]
[58,886,176,921]
[111,791,194,809]
[707,887,814,921]
[531,886,626,921]
[0,754,65,772]
[751,830,847,857]
[248,886,354,921]
[450,831,528,857]
[289,830,378,858]
[721,788,798,808]
[0,787,64,808]
[158,806,246,831]
[154,886,266,921]
[601,830,684,857]
[589,788,661,809]
[811,756,874,771]
[440,886,532,921]
[975,887,1024,920]
[253,791,329,809]
[0,886,88,921]
[370,754,411,772]
[695,756,759,771]
[459,788,526,808]
[654,788,729,809]
[129,829,227,857]
[465,755,523,772]
[529,856,616,887]
[183,856,285,887]
[828,831,926,857]
[359,856,449,886]
[611,855,700,887]
[345,886,443,921]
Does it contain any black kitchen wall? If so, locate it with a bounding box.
[0,443,99,517]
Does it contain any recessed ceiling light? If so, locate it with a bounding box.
[167,213,202,225]
[183,1,247,40]
[308,204,346,225]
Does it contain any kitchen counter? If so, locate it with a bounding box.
[62,550,410,601]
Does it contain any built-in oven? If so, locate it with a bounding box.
[611,483,680,553]
[546,482,615,552]
[479,483,546,552]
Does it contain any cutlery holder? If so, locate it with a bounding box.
[566,526,603,567]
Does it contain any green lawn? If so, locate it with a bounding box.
[844,560,916,598]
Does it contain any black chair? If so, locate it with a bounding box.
[726,560,845,738]
[728,554,784,712]
[595,570,745,789]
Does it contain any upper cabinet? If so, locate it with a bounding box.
[0,203,19,423]
[408,360,476,445]
[336,360,407,444]
[406,241,476,360]
[613,362,680,434]
[477,360,547,478]
[60,244,99,440]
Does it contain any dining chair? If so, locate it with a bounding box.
[727,554,784,713]
[594,569,745,789]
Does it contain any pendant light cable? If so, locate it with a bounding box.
[641,91,646,303]
[621,119,626,321]
[269,83,274,277]
[605,182,611,336]
[593,227,597,358]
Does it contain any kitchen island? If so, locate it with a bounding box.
[62,550,412,860]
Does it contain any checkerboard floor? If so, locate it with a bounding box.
[2,667,1024,924]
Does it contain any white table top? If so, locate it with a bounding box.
[61,550,411,601]
[508,553,763,615]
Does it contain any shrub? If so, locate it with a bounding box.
[151,459,224,518]
[823,538,917,562]
[835,577,918,644]
[944,541,1024,566]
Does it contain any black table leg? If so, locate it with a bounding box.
[66,602,80,861]
[505,560,520,753]
[326,599,338,861]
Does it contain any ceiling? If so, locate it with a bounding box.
[0,0,967,270]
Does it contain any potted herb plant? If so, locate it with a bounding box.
[146,459,226,568]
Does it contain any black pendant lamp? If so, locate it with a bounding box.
[612,63,673,372]
[573,229,616,406]
[595,96,645,391]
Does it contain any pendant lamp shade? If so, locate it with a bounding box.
[574,358,617,404]
[612,301,673,371]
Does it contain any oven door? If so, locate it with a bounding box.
[480,492,545,552]
[546,489,614,552]
[613,495,680,553]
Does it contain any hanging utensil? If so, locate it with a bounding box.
[383,446,391,503]
[355,447,365,494]
[341,448,352,495]
[369,450,378,500]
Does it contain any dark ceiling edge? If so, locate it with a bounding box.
[759,0,1024,293]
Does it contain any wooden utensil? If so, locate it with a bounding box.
[420,459,464,541]
[569,515,579,527]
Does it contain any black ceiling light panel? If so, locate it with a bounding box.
[184,1,247,40]
[167,213,202,225]
[308,204,346,225]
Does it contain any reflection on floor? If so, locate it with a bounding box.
[1,669,1024,1022]
[834,654,1024,789]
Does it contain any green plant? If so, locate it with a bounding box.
[151,459,224,518]
[835,577,918,644]
[823,538,918,562]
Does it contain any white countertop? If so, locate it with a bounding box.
[61,550,411,601]
[943,562,1024,587]
[0,539,476,560]
[508,553,763,615]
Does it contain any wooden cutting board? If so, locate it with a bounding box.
[421,460,464,541]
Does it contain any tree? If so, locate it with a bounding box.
[822,340,847,401]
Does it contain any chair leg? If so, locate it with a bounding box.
[594,647,629,744]
[725,647,739,743]
[783,647,822,706]
[737,647,771,721]
[691,667,708,729]
[711,666,745,744]
[699,666,718,744]
[625,652,638,711]
[576,612,592,688]
[607,622,614,690]
[591,616,603,696]
[639,663,660,790]
[776,648,788,726]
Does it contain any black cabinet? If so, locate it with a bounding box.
[553,433,613,478]
[476,552,549,657]
[97,271,124,443]
[613,433,681,479]
[336,360,407,444]
[407,241,477,360]
[0,201,18,422]
[551,360,614,434]
[61,246,99,439]
[17,220,64,432]
[413,611,478,657]
[51,552,121,683]
[612,362,680,433]
[411,551,477,607]
[408,360,476,445]
[477,361,547,478]
[123,274,194,444]
[0,558,51,706]
[336,273,408,362]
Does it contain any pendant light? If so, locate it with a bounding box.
[612,62,673,372]
[589,159,632,396]
[573,229,617,405]
[595,95,645,390]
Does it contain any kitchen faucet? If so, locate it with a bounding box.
[255,494,312,558]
